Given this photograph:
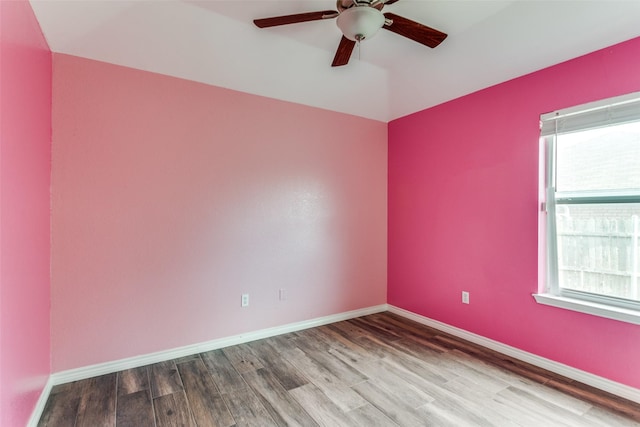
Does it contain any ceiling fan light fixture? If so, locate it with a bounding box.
[336,6,385,42]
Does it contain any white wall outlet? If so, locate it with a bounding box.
[241,294,249,307]
[462,291,470,304]
[279,288,287,301]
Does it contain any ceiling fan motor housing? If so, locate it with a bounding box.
[336,6,385,41]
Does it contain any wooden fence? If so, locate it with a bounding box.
[557,212,640,300]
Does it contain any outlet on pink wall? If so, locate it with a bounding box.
[51,54,387,372]
[0,1,52,425]
[388,36,640,388]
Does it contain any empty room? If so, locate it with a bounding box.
[2,0,640,426]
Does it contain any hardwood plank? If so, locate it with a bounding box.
[116,390,155,427]
[356,334,453,387]
[201,348,248,393]
[583,405,640,427]
[415,402,479,427]
[75,374,117,427]
[420,350,508,393]
[497,385,601,427]
[314,325,376,364]
[118,366,149,396]
[154,391,196,427]
[222,343,264,374]
[491,355,561,385]
[443,375,508,403]
[327,319,371,340]
[176,359,235,427]
[289,383,356,426]
[346,404,399,427]
[439,377,535,426]
[358,313,428,341]
[150,360,184,398]
[350,335,398,359]
[222,388,278,427]
[369,312,441,340]
[546,377,640,422]
[351,380,427,426]
[365,357,511,427]
[283,347,368,411]
[433,334,556,385]
[242,368,319,426]
[440,377,545,427]
[446,348,539,389]
[494,392,574,427]
[386,338,457,376]
[388,330,450,355]
[291,328,333,351]
[487,392,554,426]
[309,325,380,374]
[264,332,299,354]
[245,338,308,390]
[292,335,368,386]
[37,383,81,427]
[417,399,517,427]
[512,376,592,416]
[347,317,404,342]
[356,359,435,410]
[380,347,451,386]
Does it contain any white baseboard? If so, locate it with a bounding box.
[27,376,54,427]
[32,302,638,426]
[49,304,388,386]
[388,305,640,404]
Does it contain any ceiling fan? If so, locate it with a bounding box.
[253,0,447,67]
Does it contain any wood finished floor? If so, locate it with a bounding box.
[38,312,640,426]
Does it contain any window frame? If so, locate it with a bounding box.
[534,92,640,324]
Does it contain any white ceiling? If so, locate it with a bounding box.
[30,0,640,122]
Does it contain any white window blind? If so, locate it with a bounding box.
[540,91,640,137]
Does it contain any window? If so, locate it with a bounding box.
[536,92,640,323]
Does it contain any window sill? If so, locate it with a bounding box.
[533,293,640,325]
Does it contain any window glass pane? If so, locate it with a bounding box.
[556,121,640,193]
[556,203,640,301]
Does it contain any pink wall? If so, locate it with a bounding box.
[0,1,52,425]
[388,36,640,388]
[51,54,387,371]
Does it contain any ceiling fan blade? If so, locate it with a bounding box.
[383,12,447,48]
[331,36,356,67]
[254,10,338,28]
[371,0,399,10]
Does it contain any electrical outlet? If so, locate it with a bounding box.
[279,288,287,301]
[462,291,470,304]
[241,294,249,307]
